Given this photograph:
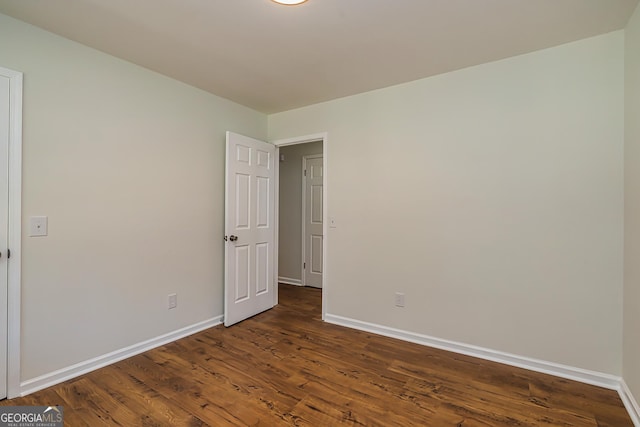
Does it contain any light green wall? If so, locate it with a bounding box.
[269,32,624,375]
[278,141,323,283]
[624,2,640,406]
[0,13,266,381]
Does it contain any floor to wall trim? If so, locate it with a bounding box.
[278,277,303,286]
[326,313,640,424]
[19,316,223,397]
[324,313,623,390]
[620,379,640,426]
[16,309,639,425]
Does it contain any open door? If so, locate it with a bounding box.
[224,132,276,327]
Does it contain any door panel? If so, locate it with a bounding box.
[235,174,250,229]
[311,235,323,274]
[256,243,269,294]
[257,176,269,227]
[235,245,250,302]
[304,155,323,288]
[225,132,276,326]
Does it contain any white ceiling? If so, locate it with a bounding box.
[0,0,638,113]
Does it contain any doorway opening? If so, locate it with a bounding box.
[273,133,327,319]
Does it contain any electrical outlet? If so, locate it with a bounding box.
[168,293,177,309]
[395,292,405,307]
[29,216,48,237]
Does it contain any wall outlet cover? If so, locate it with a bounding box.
[29,216,48,237]
[168,293,177,309]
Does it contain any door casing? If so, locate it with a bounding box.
[0,65,23,399]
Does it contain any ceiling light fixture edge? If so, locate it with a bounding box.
[271,0,308,5]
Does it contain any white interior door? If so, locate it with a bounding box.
[0,74,9,399]
[303,155,323,288]
[224,132,276,327]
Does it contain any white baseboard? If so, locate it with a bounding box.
[278,276,303,286]
[19,316,223,396]
[327,312,638,426]
[620,379,640,426]
[324,313,622,390]
[16,309,639,426]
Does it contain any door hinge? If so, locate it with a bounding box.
[304,169,307,177]
[303,262,306,269]
[7,249,10,259]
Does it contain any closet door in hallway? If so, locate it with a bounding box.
[303,154,323,288]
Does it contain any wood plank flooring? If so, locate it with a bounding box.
[1,284,633,426]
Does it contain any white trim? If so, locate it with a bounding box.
[620,379,640,426]
[325,313,622,390]
[0,66,23,399]
[273,133,326,147]
[272,133,328,320]
[321,138,327,319]
[274,146,280,307]
[278,276,303,286]
[327,313,640,423]
[300,155,307,286]
[19,316,222,397]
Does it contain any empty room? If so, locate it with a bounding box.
[1,0,640,425]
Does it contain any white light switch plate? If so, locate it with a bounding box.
[168,293,177,309]
[29,216,48,237]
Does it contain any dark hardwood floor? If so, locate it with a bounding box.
[2,284,633,426]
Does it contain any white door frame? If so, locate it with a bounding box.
[272,133,327,320]
[301,153,323,288]
[0,66,23,398]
